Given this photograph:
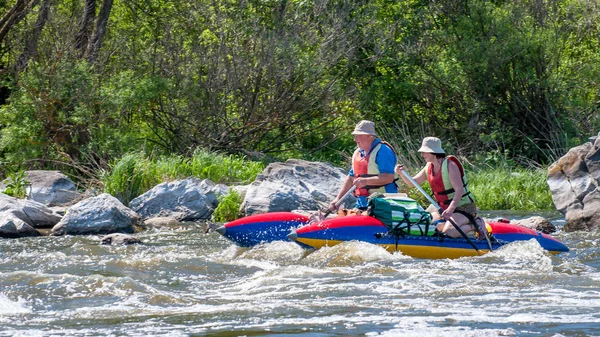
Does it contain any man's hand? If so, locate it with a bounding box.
[353,177,368,188]
[329,198,340,211]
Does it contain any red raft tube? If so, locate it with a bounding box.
[287,216,569,259]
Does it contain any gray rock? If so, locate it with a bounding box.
[143,216,180,227]
[564,188,600,232]
[0,209,40,238]
[547,139,600,231]
[128,178,219,221]
[0,193,62,228]
[51,193,140,236]
[512,216,556,234]
[586,137,600,182]
[0,211,20,238]
[240,159,355,216]
[23,170,81,206]
[16,222,41,237]
[100,233,142,245]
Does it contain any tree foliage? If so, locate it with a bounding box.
[0,0,598,181]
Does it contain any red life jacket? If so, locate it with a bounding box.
[427,156,474,210]
[352,141,394,197]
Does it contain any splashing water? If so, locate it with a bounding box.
[0,215,598,336]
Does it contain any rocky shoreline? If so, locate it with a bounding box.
[5,141,599,244]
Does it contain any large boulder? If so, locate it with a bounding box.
[0,193,61,230]
[0,209,41,238]
[128,178,224,221]
[240,159,355,216]
[547,133,600,231]
[1,170,82,206]
[51,193,141,235]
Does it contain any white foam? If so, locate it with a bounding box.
[302,241,410,268]
[0,293,31,315]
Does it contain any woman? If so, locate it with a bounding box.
[395,137,477,238]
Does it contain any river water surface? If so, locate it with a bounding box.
[1,211,599,336]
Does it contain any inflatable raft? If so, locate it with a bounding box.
[215,212,569,258]
[216,212,310,247]
[288,215,569,259]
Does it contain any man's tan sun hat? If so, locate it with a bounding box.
[418,137,445,154]
[351,120,377,136]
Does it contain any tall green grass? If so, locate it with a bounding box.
[379,122,556,211]
[469,168,553,211]
[101,146,553,213]
[101,149,264,205]
[396,167,553,211]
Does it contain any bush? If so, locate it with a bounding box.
[213,190,243,222]
[2,171,30,199]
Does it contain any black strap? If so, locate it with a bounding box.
[359,173,397,191]
[454,208,477,228]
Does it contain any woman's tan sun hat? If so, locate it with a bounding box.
[351,120,377,136]
[418,137,445,154]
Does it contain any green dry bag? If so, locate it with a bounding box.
[367,195,433,236]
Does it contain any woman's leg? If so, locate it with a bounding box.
[435,212,474,238]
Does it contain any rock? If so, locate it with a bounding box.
[547,137,600,231]
[100,233,142,245]
[16,222,41,237]
[143,216,180,227]
[240,159,354,216]
[564,189,600,232]
[0,209,40,238]
[0,211,20,238]
[512,216,556,234]
[0,193,62,228]
[128,178,221,221]
[51,193,141,236]
[21,170,81,206]
[230,184,248,199]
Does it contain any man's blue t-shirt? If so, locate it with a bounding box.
[349,139,398,209]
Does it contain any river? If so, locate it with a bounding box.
[1,211,599,336]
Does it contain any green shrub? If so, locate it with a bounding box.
[213,190,243,222]
[3,171,30,199]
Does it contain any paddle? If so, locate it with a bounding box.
[323,185,357,218]
[398,169,482,254]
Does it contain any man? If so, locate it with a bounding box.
[329,120,398,212]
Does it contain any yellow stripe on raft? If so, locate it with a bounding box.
[296,238,490,259]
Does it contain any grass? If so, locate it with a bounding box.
[101,149,265,205]
[469,167,553,211]
[100,146,554,216]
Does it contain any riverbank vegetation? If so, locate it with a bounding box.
[0,0,592,212]
[101,150,264,205]
[98,149,552,217]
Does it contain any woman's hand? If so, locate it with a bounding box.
[394,164,405,175]
[441,206,455,220]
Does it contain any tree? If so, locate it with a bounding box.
[14,0,51,72]
[84,0,113,63]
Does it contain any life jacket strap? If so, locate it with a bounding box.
[441,191,473,205]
